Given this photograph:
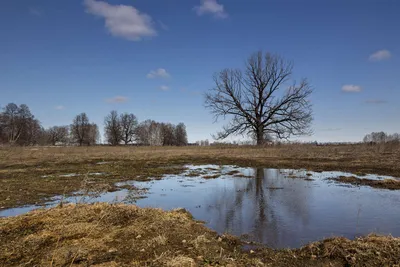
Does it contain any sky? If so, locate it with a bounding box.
[1,0,399,143]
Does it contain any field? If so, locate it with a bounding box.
[1,144,400,266]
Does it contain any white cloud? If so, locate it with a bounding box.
[194,0,228,19]
[84,0,157,41]
[159,85,169,91]
[55,105,65,110]
[106,96,128,103]
[342,84,362,93]
[369,50,391,61]
[147,68,170,79]
[365,99,387,104]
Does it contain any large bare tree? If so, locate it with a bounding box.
[205,51,313,145]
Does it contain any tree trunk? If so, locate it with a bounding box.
[256,128,264,146]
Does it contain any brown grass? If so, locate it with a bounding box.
[1,203,399,266]
[203,174,222,179]
[330,176,400,190]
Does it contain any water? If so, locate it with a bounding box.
[1,165,400,249]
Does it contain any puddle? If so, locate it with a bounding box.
[1,165,400,249]
[41,172,108,178]
[58,173,80,177]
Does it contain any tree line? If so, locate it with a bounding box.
[0,103,188,146]
[363,132,400,144]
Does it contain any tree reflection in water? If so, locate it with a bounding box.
[205,168,311,247]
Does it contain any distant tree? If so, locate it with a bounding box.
[204,51,313,145]
[1,103,23,144]
[47,126,69,145]
[120,113,138,145]
[175,123,188,146]
[148,121,163,146]
[86,123,100,145]
[135,121,149,145]
[70,113,90,146]
[363,132,399,144]
[135,120,162,145]
[388,133,400,143]
[161,123,176,146]
[0,103,41,145]
[363,133,372,143]
[104,110,122,145]
[18,118,42,146]
[135,120,188,146]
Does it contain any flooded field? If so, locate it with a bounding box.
[2,165,400,249]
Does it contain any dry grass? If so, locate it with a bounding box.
[1,203,399,266]
[330,176,400,190]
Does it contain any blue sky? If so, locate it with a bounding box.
[1,0,399,143]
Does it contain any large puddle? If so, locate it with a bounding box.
[1,165,400,249]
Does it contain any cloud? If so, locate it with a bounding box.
[29,7,43,16]
[147,68,170,79]
[55,105,65,110]
[84,0,157,41]
[106,96,128,103]
[365,99,388,104]
[342,84,362,93]
[369,50,391,61]
[159,85,169,91]
[194,0,228,18]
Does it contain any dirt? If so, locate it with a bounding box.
[1,203,399,266]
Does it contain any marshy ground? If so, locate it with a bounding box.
[1,144,400,266]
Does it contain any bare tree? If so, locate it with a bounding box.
[135,120,164,146]
[161,123,176,146]
[1,103,22,144]
[0,103,41,145]
[86,123,100,145]
[104,110,122,145]
[18,118,42,146]
[175,123,188,146]
[148,121,163,146]
[363,132,399,144]
[70,113,90,146]
[47,126,69,145]
[120,113,138,145]
[204,51,313,145]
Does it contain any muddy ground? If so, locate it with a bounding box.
[1,144,400,210]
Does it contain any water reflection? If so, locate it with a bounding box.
[132,165,400,248]
[205,168,312,247]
